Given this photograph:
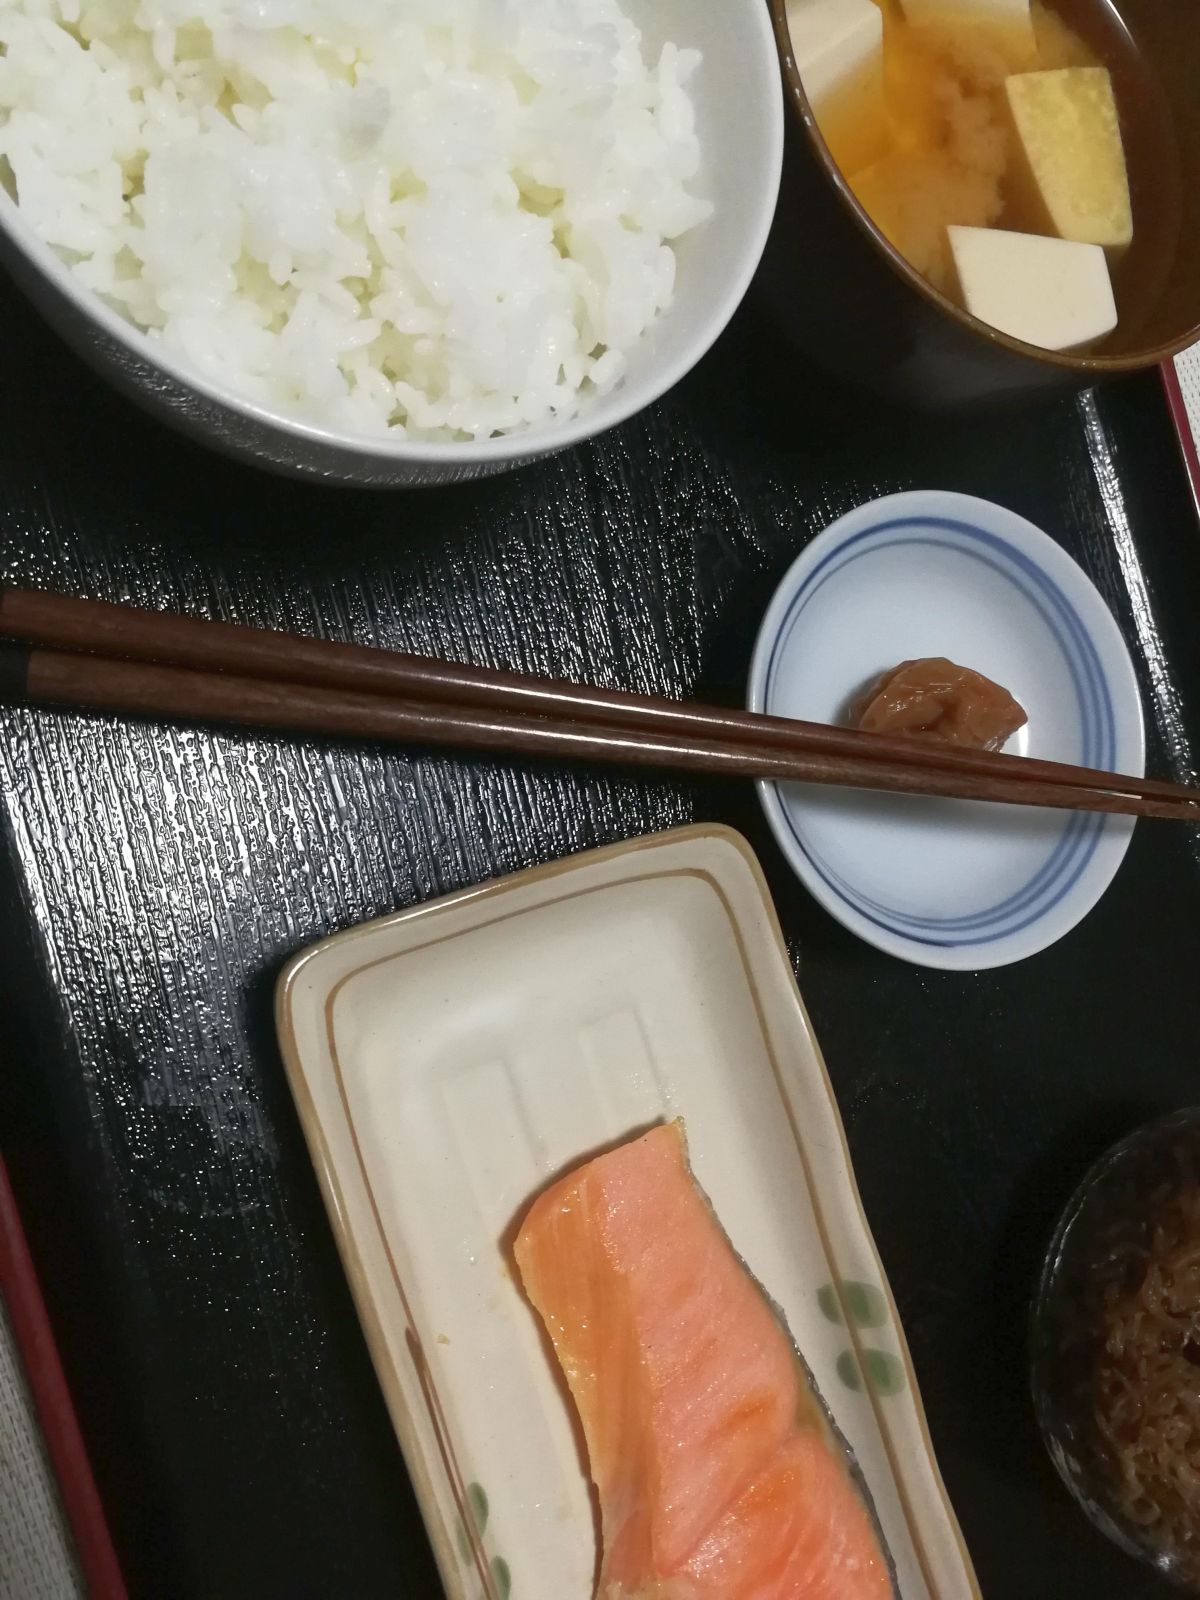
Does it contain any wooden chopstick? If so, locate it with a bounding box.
[0,585,1189,811]
[3,643,1197,820]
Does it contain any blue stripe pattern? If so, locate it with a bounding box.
[763,517,1115,949]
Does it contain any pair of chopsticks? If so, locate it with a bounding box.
[0,586,1195,820]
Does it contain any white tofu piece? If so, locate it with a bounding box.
[899,0,1031,24]
[785,0,883,108]
[947,225,1118,351]
[899,0,1036,52]
[1004,68,1132,248]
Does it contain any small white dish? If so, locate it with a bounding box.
[276,825,979,1600]
[748,490,1145,971]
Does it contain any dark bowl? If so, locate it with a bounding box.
[762,0,1200,408]
[1031,1108,1200,1589]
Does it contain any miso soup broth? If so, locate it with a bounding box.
[787,0,1180,352]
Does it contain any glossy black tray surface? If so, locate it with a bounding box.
[2,287,1198,1598]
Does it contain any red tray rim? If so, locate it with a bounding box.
[0,1155,128,1600]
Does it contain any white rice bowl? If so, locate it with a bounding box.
[0,0,716,443]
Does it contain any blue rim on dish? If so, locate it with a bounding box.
[749,491,1144,971]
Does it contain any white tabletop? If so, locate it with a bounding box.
[0,1296,83,1600]
[1175,343,1200,444]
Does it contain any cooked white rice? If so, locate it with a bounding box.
[0,0,711,440]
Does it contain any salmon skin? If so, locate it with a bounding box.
[514,1121,895,1600]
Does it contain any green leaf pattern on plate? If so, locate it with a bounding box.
[843,1280,887,1329]
[821,1280,906,1397]
[863,1347,905,1396]
[467,1482,489,1534]
[817,1283,842,1323]
[836,1349,863,1390]
[457,1481,512,1597]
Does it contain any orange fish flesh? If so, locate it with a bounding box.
[514,1121,894,1600]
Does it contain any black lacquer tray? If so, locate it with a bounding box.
[2,284,1198,1598]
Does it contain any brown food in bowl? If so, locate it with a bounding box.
[853,657,1027,749]
[1092,1183,1200,1585]
[1032,1113,1200,1592]
[810,2,1104,287]
[764,0,1200,406]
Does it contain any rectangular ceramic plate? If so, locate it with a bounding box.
[276,825,980,1600]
